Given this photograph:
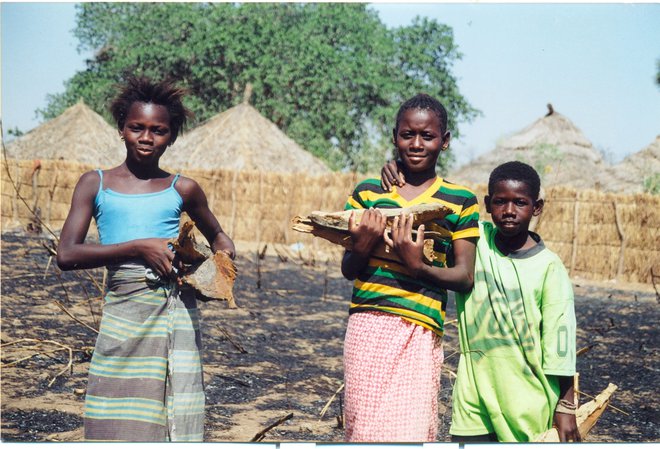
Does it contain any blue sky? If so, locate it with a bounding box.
[2,2,659,167]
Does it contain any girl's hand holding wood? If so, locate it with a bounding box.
[383,212,425,277]
[134,238,176,280]
[348,208,387,257]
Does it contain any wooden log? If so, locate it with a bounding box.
[292,204,452,265]
[534,383,618,442]
[292,216,437,265]
[308,203,451,231]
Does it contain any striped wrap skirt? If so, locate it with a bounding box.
[84,263,205,441]
[343,311,444,442]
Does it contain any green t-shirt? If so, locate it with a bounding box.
[450,221,576,441]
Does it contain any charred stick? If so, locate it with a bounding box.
[250,412,294,442]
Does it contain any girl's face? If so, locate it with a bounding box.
[393,108,450,174]
[120,102,172,164]
[486,180,543,238]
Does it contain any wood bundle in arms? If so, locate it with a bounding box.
[169,220,238,308]
[291,203,453,264]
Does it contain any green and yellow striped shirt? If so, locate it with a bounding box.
[345,177,479,336]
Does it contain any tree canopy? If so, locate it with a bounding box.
[41,3,478,172]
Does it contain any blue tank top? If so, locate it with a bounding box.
[93,169,183,245]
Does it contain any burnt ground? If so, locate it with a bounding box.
[1,233,658,442]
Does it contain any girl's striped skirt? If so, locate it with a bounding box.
[84,263,205,441]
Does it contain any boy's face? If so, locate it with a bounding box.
[486,180,543,238]
[392,108,450,173]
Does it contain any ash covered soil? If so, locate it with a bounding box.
[1,233,658,442]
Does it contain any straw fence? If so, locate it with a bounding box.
[2,158,659,285]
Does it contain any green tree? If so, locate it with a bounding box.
[40,3,477,172]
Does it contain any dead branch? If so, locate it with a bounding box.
[576,344,596,357]
[214,373,251,388]
[219,326,247,354]
[576,388,628,416]
[52,300,99,334]
[319,382,344,419]
[0,338,74,387]
[651,267,660,303]
[258,243,268,260]
[1,133,59,241]
[250,412,294,442]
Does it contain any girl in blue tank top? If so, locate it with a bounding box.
[57,77,235,442]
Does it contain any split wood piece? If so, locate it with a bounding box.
[169,220,237,307]
[169,220,211,263]
[292,204,452,265]
[292,216,437,264]
[534,383,618,442]
[184,251,238,307]
[308,203,452,233]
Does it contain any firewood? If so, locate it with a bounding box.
[534,383,618,441]
[292,204,452,265]
[169,221,237,307]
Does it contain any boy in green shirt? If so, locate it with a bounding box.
[381,161,580,442]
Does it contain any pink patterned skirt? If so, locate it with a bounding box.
[343,311,444,442]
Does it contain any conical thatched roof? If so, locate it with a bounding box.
[4,101,125,167]
[161,102,330,174]
[604,135,660,193]
[451,105,607,189]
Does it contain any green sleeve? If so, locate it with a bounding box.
[540,258,576,376]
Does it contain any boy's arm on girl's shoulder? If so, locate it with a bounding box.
[176,176,235,258]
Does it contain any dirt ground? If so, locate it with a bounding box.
[1,233,658,442]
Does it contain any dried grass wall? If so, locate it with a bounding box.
[3,159,659,284]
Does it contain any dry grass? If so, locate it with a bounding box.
[451,107,609,190]
[160,102,330,174]
[4,101,125,168]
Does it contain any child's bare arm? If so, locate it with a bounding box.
[178,177,235,259]
[384,212,476,292]
[57,172,175,276]
[552,375,581,442]
[380,160,405,192]
[341,209,387,280]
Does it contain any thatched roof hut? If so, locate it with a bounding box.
[161,98,330,174]
[4,101,125,167]
[451,105,608,189]
[604,135,660,193]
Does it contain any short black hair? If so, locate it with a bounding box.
[110,76,192,144]
[488,161,541,199]
[395,93,448,135]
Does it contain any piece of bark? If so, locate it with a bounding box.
[183,250,237,307]
[169,221,237,307]
[169,220,211,263]
[292,203,452,265]
[308,203,452,231]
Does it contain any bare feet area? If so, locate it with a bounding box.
[1,234,658,442]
